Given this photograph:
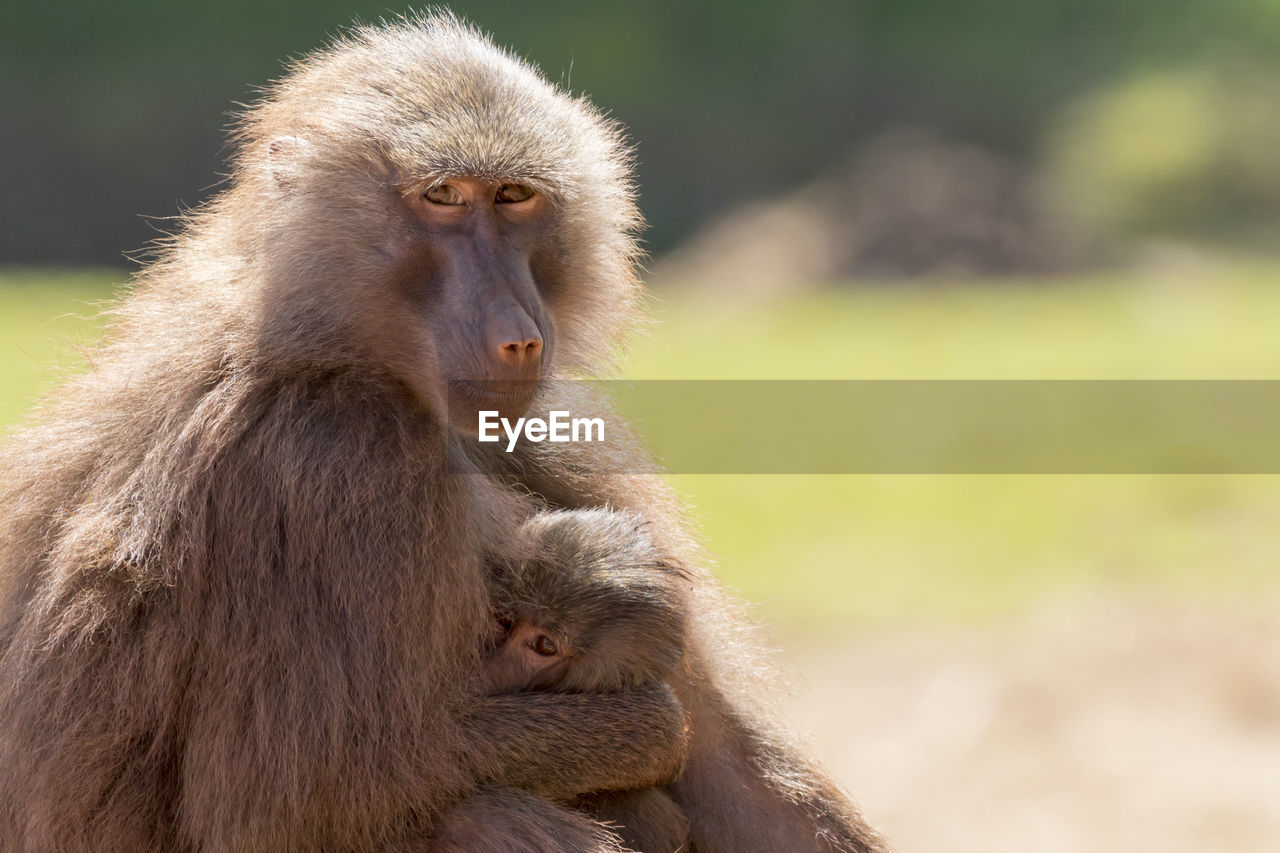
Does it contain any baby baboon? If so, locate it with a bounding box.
[485,509,690,853]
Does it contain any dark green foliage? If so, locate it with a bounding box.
[3,0,1278,263]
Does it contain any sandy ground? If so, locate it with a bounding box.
[778,596,1280,853]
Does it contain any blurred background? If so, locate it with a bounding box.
[2,2,1278,851]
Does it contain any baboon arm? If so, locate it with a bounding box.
[672,674,890,853]
[461,689,687,801]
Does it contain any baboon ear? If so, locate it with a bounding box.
[266,135,310,189]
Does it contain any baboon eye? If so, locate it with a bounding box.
[424,183,464,205]
[531,634,558,657]
[495,183,535,204]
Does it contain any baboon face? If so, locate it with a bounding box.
[259,145,571,435]
[486,609,573,693]
[397,175,558,430]
[248,26,642,437]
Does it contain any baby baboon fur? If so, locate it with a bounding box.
[485,508,692,853]
[0,12,888,853]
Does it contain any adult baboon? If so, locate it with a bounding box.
[0,13,887,853]
[484,508,691,853]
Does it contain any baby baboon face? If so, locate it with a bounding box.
[485,609,575,693]
[483,509,690,696]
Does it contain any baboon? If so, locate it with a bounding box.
[485,508,692,853]
[0,12,888,853]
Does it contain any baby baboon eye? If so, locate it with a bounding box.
[531,633,558,657]
[424,183,464,205]
[495,183,534,204]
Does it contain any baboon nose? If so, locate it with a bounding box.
[487,300,543,375]
[497,336,542,370]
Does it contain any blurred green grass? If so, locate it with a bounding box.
[632,263,1280,635]
[2,266,1278,637]
[0,269,120,425]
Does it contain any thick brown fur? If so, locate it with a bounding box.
[0,11,888,853]
[578,789,691,853]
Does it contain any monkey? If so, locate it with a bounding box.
[485,509,688,696]
[483,508,692,853]
[0,12,888,853]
